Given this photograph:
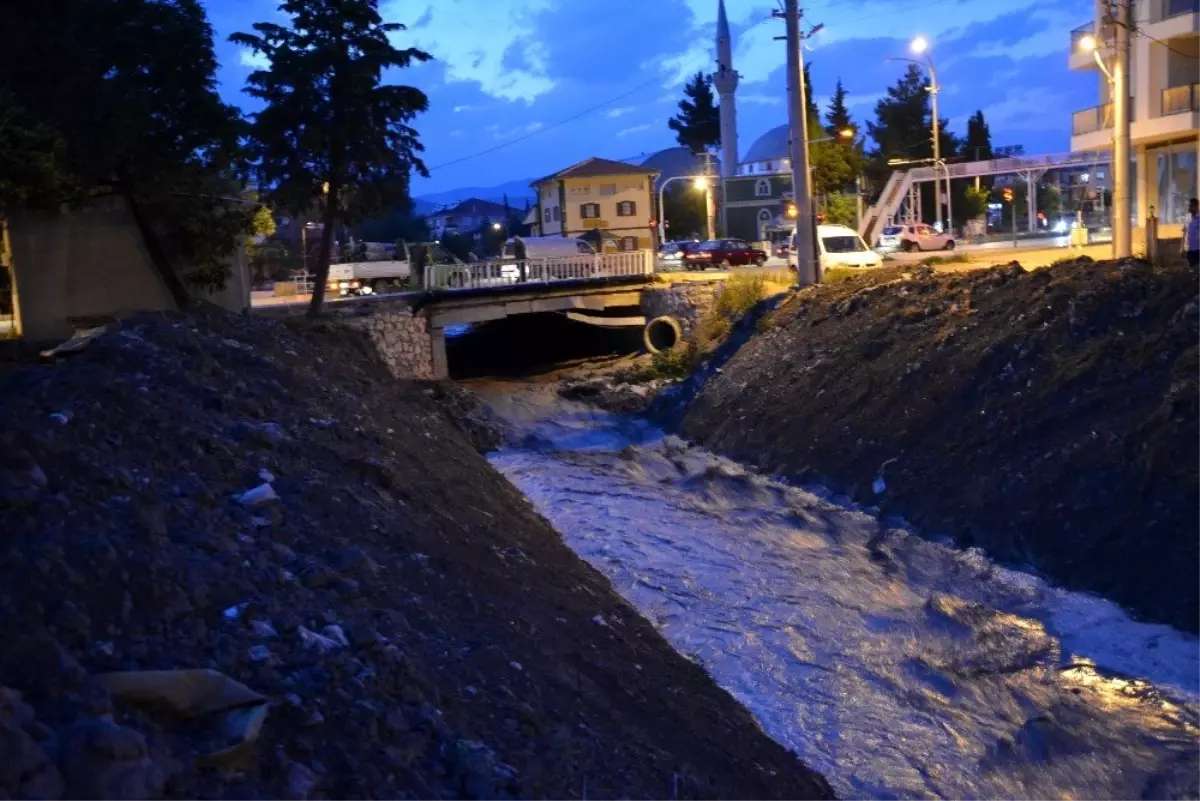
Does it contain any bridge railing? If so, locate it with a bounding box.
[423,250,654,291]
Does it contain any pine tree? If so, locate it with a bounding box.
[803,63,819,128]
[667,72,720,154]
[233,0,431,316]
[825,79,852,139]
[964,110,993,162]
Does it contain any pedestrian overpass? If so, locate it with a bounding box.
[859,152,1111,246]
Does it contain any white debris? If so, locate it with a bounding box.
[224,602,248,620]
[251,619,279,638]
[298,626,342,652]
[322,624,350,647]
[235,482,279,505]
[510,661,523,672]
[872,476,887,495]
[248,644,273,662]
[591,614,608,627]
[258,468,276,483]
[49,411,71,425]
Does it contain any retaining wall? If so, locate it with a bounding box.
[338,304,436,380]
[641,283,720,336]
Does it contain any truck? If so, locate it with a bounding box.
[325,240,463,296]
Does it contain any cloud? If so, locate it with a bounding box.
[740,94,781,106]
[453,104,476,113]
[618,124,653,137]
[239,48,269,69]
[606,106,637,118]
[494,121,545,139]
[381,0,557,103]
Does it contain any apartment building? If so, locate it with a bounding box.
[1069,0,1198,243]
[531,158,659,251]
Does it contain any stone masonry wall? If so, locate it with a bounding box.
[641,283,720,337]
[338,304,435,380]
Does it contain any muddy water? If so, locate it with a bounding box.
[478,382,1200,800]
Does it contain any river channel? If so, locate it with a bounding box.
[476,381,1199,800]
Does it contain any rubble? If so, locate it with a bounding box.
[0,303,831,799]
[682,258,1199,631]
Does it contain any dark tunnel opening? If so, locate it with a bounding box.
[445,311,647,379]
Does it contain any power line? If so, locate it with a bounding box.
[427,76,664,172]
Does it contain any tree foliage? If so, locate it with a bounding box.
[0,93,73,216]
[668,72,720,154]
[824,80,853,139]
[821,192,857,226]
[962,185,990,220]
[0,0,249,301]
[662,182,707,241]
[233,0,431,316]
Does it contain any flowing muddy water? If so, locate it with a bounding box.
[477,382,1200,800]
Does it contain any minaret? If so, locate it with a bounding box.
[712,0,739,178]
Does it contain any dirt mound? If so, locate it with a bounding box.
[681,258,1199,631]
[0,306,832,799]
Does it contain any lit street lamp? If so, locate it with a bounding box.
[887,37,950,232]
[658,174,714,243]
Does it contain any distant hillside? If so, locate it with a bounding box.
[413,178,537,215]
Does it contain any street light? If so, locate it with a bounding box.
[887,39,949,231]
[659,174,715,243]
[491,222,502,231]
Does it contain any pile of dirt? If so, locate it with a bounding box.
[0,305,832,799]
[681,258,1199,631]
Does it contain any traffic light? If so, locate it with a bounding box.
[784,201,798,219]
[1002,187,1014,203]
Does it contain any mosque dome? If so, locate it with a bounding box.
[741,124,790,166]
[641,146,721,188]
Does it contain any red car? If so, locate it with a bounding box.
[683,238,769,269]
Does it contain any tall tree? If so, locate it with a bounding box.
[964,110,993,163]
[233,0,431,316]
[668,72,720,154]
[803,63,820,129]
[0,0,247,302]
[825,79,853,139]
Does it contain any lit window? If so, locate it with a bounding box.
[581,203,601,219]
[616,200,637,217]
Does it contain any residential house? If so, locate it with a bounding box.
[1069,0,1198,244]
[427,198,513,239]
[531,158,659,251]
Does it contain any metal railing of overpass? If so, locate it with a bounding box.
[423,250,655,292]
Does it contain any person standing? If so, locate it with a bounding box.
[1186,198,1199,268]
[512,234,528,283]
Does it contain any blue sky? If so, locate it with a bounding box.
[205,0,1098,196]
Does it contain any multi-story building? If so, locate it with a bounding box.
[426,198,513,239]
[531,157,659,251]
[1069,0,1198,244]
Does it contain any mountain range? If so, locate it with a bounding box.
[412,178,537,215]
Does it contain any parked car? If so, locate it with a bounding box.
[501,236,595,260]
[683,239,768,269]
[657,240,701,269]
[876,223,955,253]
[789,224,883,271]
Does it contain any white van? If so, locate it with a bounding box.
[789,224,882,271]
[501,236,596,260]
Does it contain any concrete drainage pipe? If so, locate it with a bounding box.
[643,315,682,354]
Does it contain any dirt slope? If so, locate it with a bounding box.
[681,259,1199,631]
[0,306,832,799]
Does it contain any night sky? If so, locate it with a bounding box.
[204,0,1098,196]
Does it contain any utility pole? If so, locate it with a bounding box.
[702,151,717,240]
[1111,0,1132,258]
[775,0,817,285]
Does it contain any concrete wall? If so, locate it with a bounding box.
[9,194,250,342]
[642,282,720,337]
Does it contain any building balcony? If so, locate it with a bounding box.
[1162,82,1200,115]
[1072,102,1125,136]
[1144,0,1199,41]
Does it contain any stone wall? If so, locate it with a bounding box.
[641,282,720,336]
[337,303,436,380]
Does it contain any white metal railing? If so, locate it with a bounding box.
[423,250,654,291]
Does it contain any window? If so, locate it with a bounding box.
[620,236,638,251]
[552,207,560,222]
[543,208,552,223]
[730,240,748,250]
[755,178,771,197]
[576,241,596,254]
[616,200,636,217]
[822,235,867,253]
[598,183,617,196]
[580,203,601,219]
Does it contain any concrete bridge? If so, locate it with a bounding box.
[258,272,717,380]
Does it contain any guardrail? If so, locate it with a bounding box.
[423,250,654,291]
[1162,83,1199,116]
